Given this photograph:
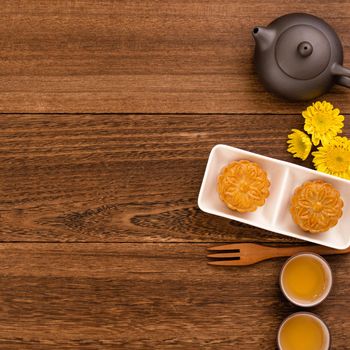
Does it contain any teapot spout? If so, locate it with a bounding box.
[252,26,276,51]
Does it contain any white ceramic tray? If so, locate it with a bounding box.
[198,144,350,249]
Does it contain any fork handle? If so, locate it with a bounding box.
[265,244,350,258]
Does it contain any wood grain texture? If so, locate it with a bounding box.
[2,1,350,349]
[3,113,347,243]
[0,243,349,349]
[2,0,350,113]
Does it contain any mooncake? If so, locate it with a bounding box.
[217,160,270,213]
[290,180,343,233]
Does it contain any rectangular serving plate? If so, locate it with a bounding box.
[198,144,350,249]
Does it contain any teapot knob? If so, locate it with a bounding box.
[298,41,313,57]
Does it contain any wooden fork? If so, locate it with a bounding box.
[207,243,350,266]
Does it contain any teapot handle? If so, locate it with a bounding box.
[332,63,350,88]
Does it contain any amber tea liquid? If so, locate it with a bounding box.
[279,313,329,350]
[282,255,326,302]
[280,253,332,307]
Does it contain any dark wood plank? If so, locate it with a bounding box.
[2,0,350,113]
[0,242,348,349]
[3,113,348,242]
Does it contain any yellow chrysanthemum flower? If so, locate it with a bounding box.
[287,129,312,161]
[302,101,344,146]
[312,136,350,180]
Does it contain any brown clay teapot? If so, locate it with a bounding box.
[253,13,350,101]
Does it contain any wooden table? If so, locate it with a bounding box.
[1,1,350,349]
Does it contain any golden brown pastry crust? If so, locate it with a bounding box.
[217,160,270,213]
[290,180,343,233]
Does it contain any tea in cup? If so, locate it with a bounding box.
[278,312,330,350]
[280,253,332,307]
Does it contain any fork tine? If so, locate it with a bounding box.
[207,244,241,251]
[207,252,240,259]
[208,260,245,266]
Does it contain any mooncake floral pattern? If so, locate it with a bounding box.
[217,160,270,213]
[290,180,343,233]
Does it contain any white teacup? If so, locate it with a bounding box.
[278,312,330,350]
[279,252,332,307]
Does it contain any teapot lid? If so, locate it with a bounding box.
[276,24,331,80]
